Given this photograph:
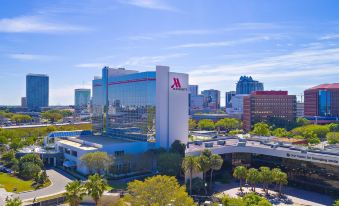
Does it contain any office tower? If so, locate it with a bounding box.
[26,74,49,111]
[189,85,198,96]
[92,66,188,149]
[225,91,236,108]
[304,84,339,117]
[75,89,91,108]
[201,89,221,110]
[21,97,27,108]
[236,76,264,94]
[243,91,296,131]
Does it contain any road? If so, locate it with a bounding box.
[16,169,74,201]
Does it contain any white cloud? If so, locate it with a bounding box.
[75,63,107,69]
[119,53,187,67]
[169,36,272,49]
[320,34,339,40]
[0,16,87,33]
[119,0,176,11]
[8,53,56,61]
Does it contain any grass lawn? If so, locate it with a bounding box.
[0,172,34,192]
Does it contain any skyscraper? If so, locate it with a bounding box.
[225,91,236,108]
[189,85,198,96]
[236,76,264,94]
[26,74,49,111]
[74,89,91,108]
[201,89,221,110]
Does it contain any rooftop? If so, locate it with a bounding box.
[307,83,339,90]
[58,139,98,150]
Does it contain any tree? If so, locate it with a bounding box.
[272,170,288,196]
[19,153,43,168]
[5,197,22,206]
[252,122,271,136]
[80,152,111,174]
[123,175,195,206]
[246,168,260,192]
[19,162,41,180]
[259,167,272,196]
[272,128,289,137]
[10,114,32,124]
[328,123,339,132]
[65,180,87,206]
[198,155,210,182]
[85,174,108,206]
[182,156,200,195]
[296,117,310,127]
[291,124,329,139]
[216,118,242,133]
[198,119,215,130]
[189,119,197,130]
[243,193,272,206]
[333,199,339,206]
[233,166,247,192]
[326,132,339,144]
[157,152,182,176]
[170,140,186,156]
[209,154,223,187]
[41,111,63,123]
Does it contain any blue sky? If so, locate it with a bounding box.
[1,0,339,105]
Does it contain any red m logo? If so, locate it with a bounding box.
[171,78,181,88]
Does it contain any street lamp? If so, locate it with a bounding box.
[204,182,208,195]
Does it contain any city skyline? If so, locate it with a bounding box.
[1,0,339,105]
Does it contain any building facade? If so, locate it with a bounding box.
[243,91,296,131]
[304,83,339,117]
[189,85,198,96]
[229,94,249,115]
[225,91,236,108]
[21,97,27,108]
[92,66,188,149]
[74,89,91,108]
[297,102,304,117]
[236,76,264,94]
[26,74,49,111]
[201,89,221,110]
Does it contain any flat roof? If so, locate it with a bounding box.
[58,139,98,150]
[70,135,134,146]
[307,83,339,90]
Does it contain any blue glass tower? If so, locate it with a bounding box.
[236,76,264,94]
[26,74,49,111]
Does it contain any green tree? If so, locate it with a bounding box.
[189,119,197,130]
[243,193,272,206]
[41,111,63,123]
[198,155,210,182]
[296,117,310,127]
[65,180,87,206]
[326,132,339,144]
[328,123,339,132]
[85,174,108,206]
[19,153,43,169]
[228,129,243,135]
[333,199,339,206]
[19,162,41,180]
[5,197,22,206]
[272,128,289,137]
[123,175,195,206]
[272,170,288,196]
[233,166,247,192]
[246,168,260,192]
[80,152,111,174]
[198,119,215,130]
[157,152,182,176]
[259,167,272,195]
[209,154,223,187]
[291,124,329,139]
[252,122,271,136]
[10,114,32,124]
[216,118,242,133]
[182,156,200,195]
[170,140,186,156]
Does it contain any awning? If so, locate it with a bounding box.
[63,160,76,167]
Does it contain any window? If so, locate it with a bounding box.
[115,150,124,157]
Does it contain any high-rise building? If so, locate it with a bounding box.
[230,94,249,114]
[26,74,49,111]
[236,76,264,94]
[225,91,236,108]
[297,102,304,117]
[189,85,198,96]
[74,89,91,108]
[304,84,339,117]
[21,97,27,108]
[92,66,188,149]
[201,89,221,110]
[243,91,296,131]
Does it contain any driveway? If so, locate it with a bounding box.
[16,169,74,201]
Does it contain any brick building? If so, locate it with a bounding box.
[243,91,296,131]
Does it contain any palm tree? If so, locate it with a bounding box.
[273,170,288,196]
[259,166,272,196]
[233,166,247,192]
[209,154,223,187]
[246,168,260,192]
[65,180,87,206]
[85,173,108,206]
[198,155,210,182]
[5,197,22,206]
[182,156,200,195]
[271,168,282,190]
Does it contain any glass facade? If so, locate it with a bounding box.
[318,90,331,116]
[106,72,156,141]
[26,74,49,111]
[236,76,264,94]
[75,89,91,107]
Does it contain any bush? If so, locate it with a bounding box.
[326,132,339,144]
[291,125,329,139]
